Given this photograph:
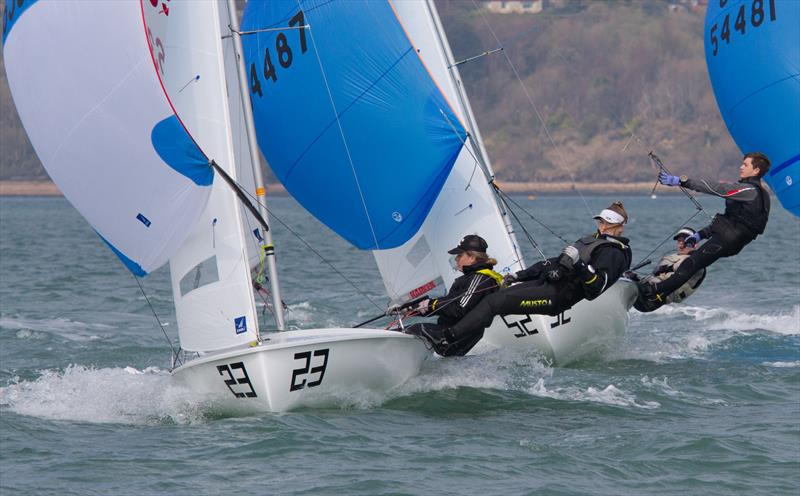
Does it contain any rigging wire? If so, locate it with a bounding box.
[130,273,177,364]
[236,183,386,314]
[469,0,594,218]
[491,182,570,245]
[631,209,705,270]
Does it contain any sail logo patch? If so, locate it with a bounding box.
[136,213,152,227]
[234,316,247,334]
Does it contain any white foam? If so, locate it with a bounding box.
[762,361,800,368]
[0,365,208,425]
[528,378,660,409]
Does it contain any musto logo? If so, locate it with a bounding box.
[519,299,550,308]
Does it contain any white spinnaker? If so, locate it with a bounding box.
[143,0,259,351]
[373,1,524,304]
[2,1,212,275]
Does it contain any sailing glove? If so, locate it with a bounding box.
[415,298,432,315]
[561,245,579,265]
[658,172,681,186]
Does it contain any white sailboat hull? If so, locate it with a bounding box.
[479,280,638,365]
[172,328,429,413]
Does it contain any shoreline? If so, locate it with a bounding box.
[0,180,678,197]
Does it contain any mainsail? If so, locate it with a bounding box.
[241,0,468,251]
[143,0,261,351]
[704,0,800,217]
[3,0,213,275]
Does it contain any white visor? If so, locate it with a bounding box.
[593,209,626,225]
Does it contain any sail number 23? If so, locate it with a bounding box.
[250,10,308,98]
[290,349,330,392]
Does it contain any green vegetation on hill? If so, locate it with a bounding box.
[0,1,742,183]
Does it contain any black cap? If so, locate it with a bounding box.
[673,227,696,240]
[447,234,488,255]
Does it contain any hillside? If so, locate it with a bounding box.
[0,1,742,184]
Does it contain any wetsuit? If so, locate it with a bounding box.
[405,262,503,356]
[650,176,769,298]
[443,232,632,353]
[633,252,706,312]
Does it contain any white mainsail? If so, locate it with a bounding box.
[374,0,525,304]
[142,0,260,352]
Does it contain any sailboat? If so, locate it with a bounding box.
[3,0,430,413]
[4,0,635,414]
[241,0,637,366]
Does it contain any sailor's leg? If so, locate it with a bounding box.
[653,233,744,295]
[448,282,559,341]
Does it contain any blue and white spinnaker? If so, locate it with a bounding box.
[2,0,215,275]
[241,0,468,250]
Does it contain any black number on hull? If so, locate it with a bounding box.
[217,361,257,398]
[503,314,539,338]
[290,348,330,392]
[550,311,572,329]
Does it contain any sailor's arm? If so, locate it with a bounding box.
[580,248,629,300]
[681,177,759,202]
[432,274,495,321]
[514,257,558,282]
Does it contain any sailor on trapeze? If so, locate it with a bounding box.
[628,226,706,312]
[638,152,771,305]
[414,201,632,356]
[403,234,504,356]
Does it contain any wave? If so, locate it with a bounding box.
[0,315,112,342]
[0,365,207,425]
[654,304,800,335]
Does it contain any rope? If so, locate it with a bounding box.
[298,1,383,251]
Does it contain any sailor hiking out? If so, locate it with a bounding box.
[403,235,504,356]
[630,226,706,312]
[640,152,770,304]
[416,202,633,356]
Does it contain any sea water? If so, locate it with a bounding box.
[1,195,798,496]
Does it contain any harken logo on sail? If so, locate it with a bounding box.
[235,316,248,335]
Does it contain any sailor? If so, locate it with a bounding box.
[403,234,504,356]
[630,227,707,312]
[640,152,770,304]
[419,201,632,356]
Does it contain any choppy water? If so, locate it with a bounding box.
[1,195,798,495]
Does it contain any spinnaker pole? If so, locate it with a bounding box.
[225,0,286,330]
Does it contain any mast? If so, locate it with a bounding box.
[423,0,525,267]
[225,0,286,330]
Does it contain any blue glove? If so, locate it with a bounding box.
[658,171,681,186]
[683,232,702,248]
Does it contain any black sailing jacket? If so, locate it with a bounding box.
[430,262,502,327]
